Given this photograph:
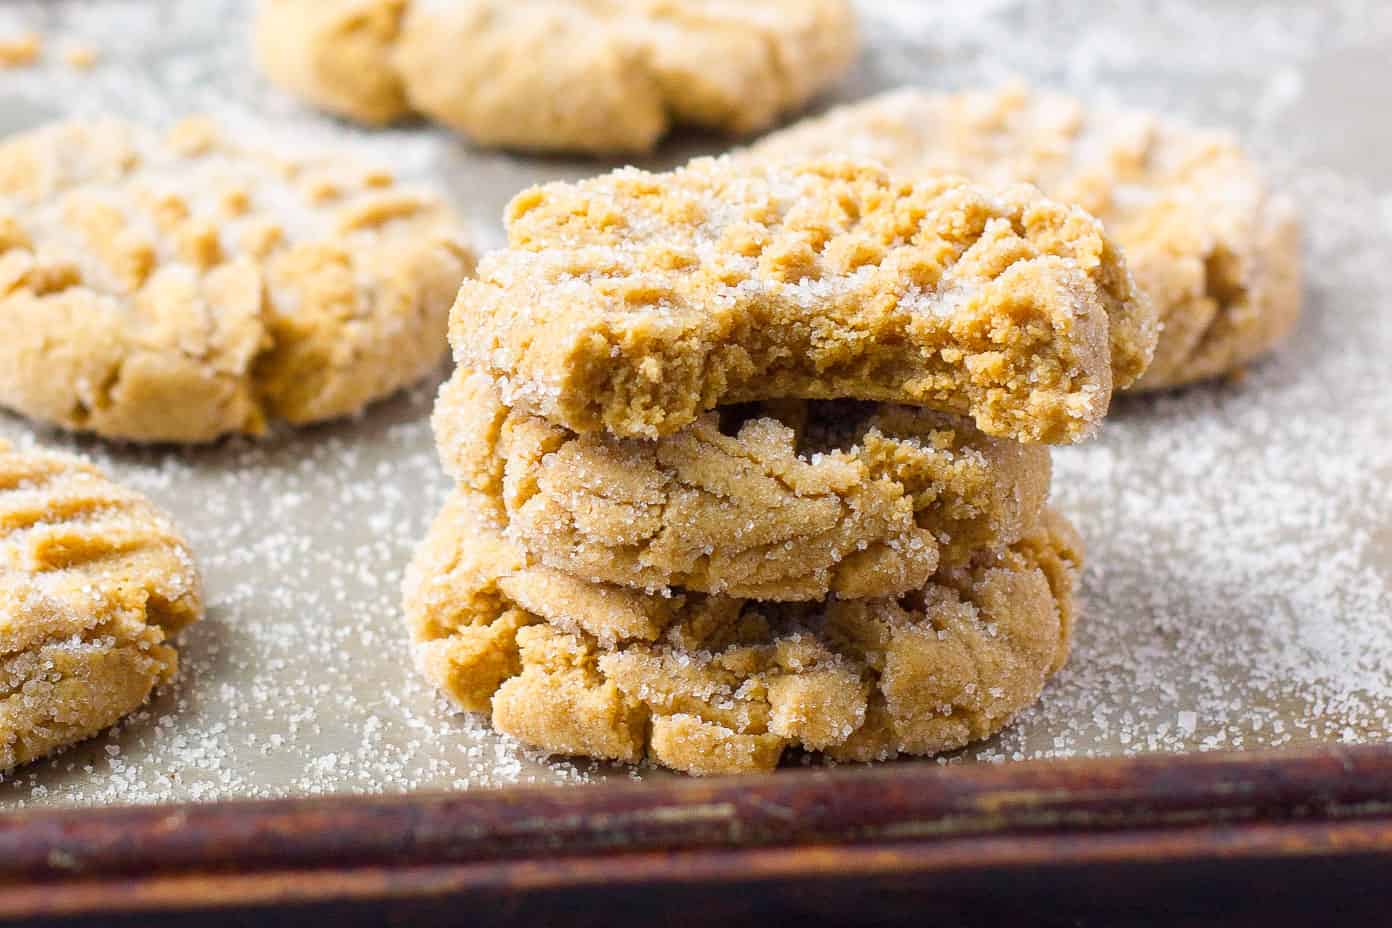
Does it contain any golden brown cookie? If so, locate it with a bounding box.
[0,117,474,443]
[750,84,1302,390]
[254,0,412,126]
[403,489,1081,776]
[435,369,1051,601]
[255,0,858,155]
[395,0,858,155]
[452,158,1156,445]
[0,440,203,771]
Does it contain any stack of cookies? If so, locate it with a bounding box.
[406,158,1159,775]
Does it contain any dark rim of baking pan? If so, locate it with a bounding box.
[0,743,1388,923]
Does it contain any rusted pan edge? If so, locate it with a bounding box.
[0,744,1388,888]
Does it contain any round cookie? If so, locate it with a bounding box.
[255,0,859,156]
[254,0,412,126]
[0,117,474,443]
[393,0,859,155]
[403,489,1081,776]
[435,369,1052,601]
[452,158,1156,445]
[749,84,1302,390]
[0,440,203,771]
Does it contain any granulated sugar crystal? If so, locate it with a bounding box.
[0,0,1388,804]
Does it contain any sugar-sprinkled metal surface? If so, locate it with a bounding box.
[0,0,1389,806]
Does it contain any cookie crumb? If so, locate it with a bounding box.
[0,32,41,68]
[63,44,99,70]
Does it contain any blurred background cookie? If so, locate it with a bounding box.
[451,158,1155,443]
[404,488,1080,776]
[254,0,411,126]
[0,117,474,443]
[255,0,859,155]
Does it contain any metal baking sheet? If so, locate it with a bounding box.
[0,0,1388,807]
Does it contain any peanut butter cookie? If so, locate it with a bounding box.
[255,0,858,155]
[435,369,1051,601]
[0,117,473,443]
[750,85,1302,390]
[452,158,1156,444]
[404,489,1080,775]
[0,440,203,771]
[254,0,411,126]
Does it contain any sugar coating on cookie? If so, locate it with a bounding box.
[255,0,858,155]
[452,158,1156,444]
[0,440,203,770]
[0,117,474,443]
[404,489,1080,776]
[435,369,1052,601]
[750,84,1302,390]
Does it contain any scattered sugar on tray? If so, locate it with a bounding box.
[2,0,1391,801]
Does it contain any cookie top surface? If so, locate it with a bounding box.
[403,488,1081,775]
[0,117,473,442]
[751,84,1302,389]
[0,439,203,770]
[435,369,1052,601]
[453,157,1155,444]
[257,0,858,154]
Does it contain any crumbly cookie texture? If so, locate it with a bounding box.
[255,0,857,155]
[404,489,1080,775]
[0,440,203,771]
[453,158,1155,445]
[750,84,1303,390]
[0,117,474,443]
[435,369,1051,601]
